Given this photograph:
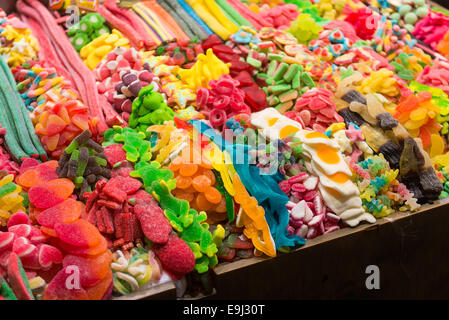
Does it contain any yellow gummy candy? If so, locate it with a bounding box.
[93,45,113,57]
[115,38,130,47]
[90,33,109,46]
[430,134,445,159]
[105,34,120,44]
[409,107,427,121]
[404,118,428,130]
[80,43,94,59]
[86,53,102,70]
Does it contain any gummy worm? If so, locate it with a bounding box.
[17,0,113,133]
[102,0,156,49]
[142,0,190,42]
[177,0,214,35]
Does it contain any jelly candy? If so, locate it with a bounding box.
[7,253,34,300]
[128,85,175,135]
[178,49,230,92]
[103,144,127,167]
[134,198,172,244]
[62,251,112,287]
[54,220,102,248]
[154,233,195,279]
[57,130,110,197]
[28,179,75,209]
[43,267,89,300]
[85,269,112,300]
[36,199,82,228]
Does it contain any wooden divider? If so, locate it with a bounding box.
[208,199,449,299]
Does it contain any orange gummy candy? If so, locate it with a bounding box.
[168,156,183,172]
[215,197,227,213]
[179,163,199,176]
[419,126,431,148]
[173,189,195,202]
[37,199,83,228]
[85,270,113,300]
[192,175,212,192]
[54,219,102,248]
[175,175,192,189]
[196,193,213,211]
[204,186,222,204]
[202,169,216,185]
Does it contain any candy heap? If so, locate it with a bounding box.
[14,161,112,300]
[0,11,39,67]
[286,88,344,133]
[56,130,110,197]
[13,61,98,159]
[0,174,25,226]
[68,13,110,52]
[80,30,131,70]
[197,74,251,131]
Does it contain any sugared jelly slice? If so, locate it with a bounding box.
[37,199,82,228]
[28,179,75,209]
[54,220,102,248]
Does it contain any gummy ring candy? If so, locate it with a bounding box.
[210,109,227,127]
[196,87,209,108]
[274,32,297,46]
[213,95,231,109]
[284,44,305,56]
[259,27,277,40]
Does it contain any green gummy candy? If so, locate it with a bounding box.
[273,63,289,81]
[301,72,315,88]
[85,12,105,29]
[292,70,302,89]
[269,84,291,94]
[246,56,261,68]
[0,278,17,300]
[283,64,300,83]
[268,53,284,61]
[0,182,17,197]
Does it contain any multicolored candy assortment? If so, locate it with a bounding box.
[1,0,449,300]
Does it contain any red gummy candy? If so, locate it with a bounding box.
[28,179,75,209]
[18,158,40,174]
[155,234,195,278]
[16,162,58,189]
[37,199,82,228]
[7,212,31,228]
[9,224,32,238]
[54,220,102,248]
[234,71,254,88]
[107,176,142,195]
[43,266,89,300]
[201,34,223,51]
[134,201,171,244]
[12,236,35,259]
[57,236,107,256]
[7,252,34,300]
[0,232,15,253]
[102,179,127,203]
[28,227,48,245]
[38,244,63,270]
[104,144,127,166]
[62,250,111,287]
[242,85,268,111]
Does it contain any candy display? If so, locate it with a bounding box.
[80,30,131,70]
[68,13,110,52]
[0,0,449,301]
[12,61,98,159]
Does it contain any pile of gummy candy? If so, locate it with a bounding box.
[1,0,449,300]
